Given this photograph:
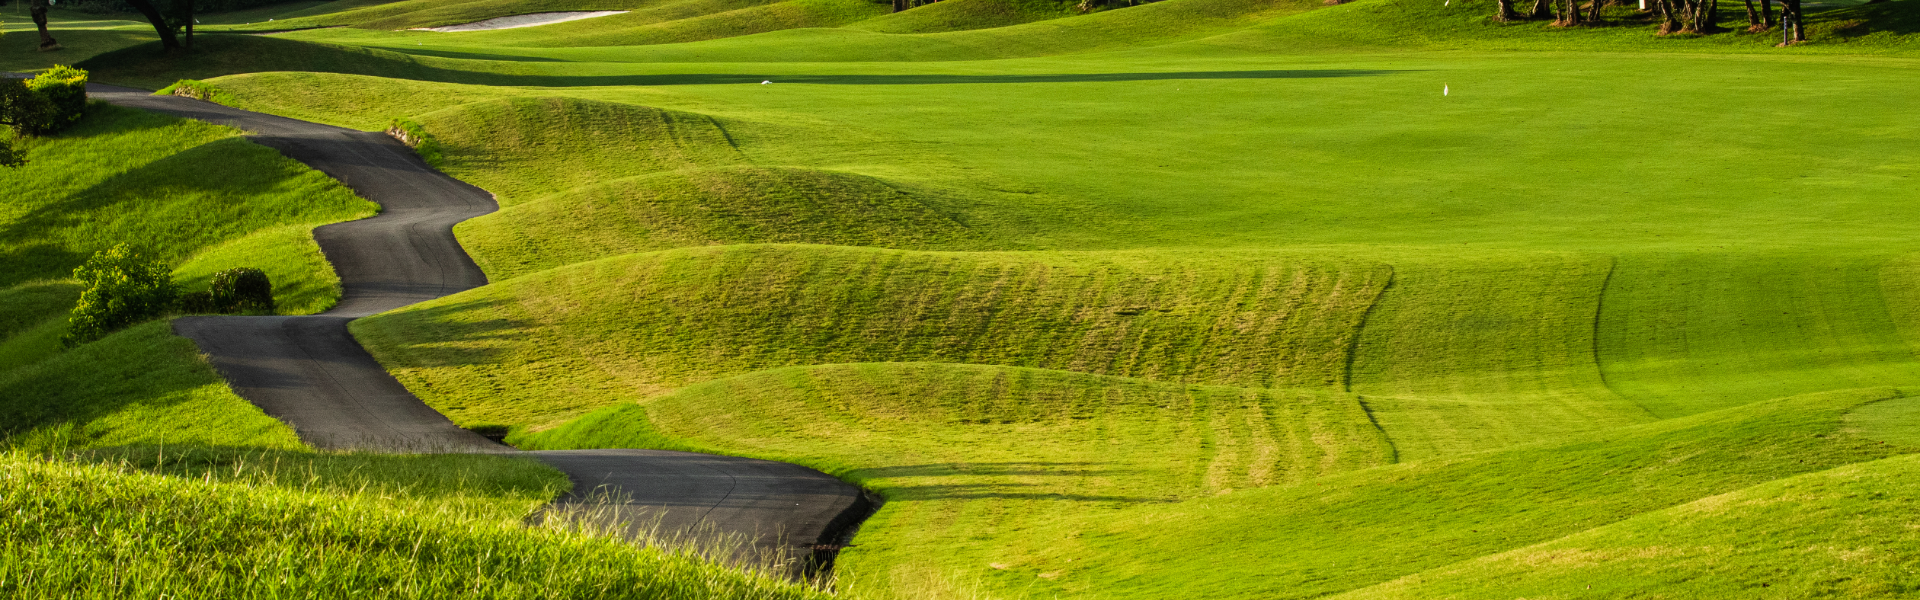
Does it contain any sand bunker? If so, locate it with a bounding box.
[413,11,627,32]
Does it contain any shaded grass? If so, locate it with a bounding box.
[0,321,304,451]
[352,244,1391,429]
[0,103,374,290]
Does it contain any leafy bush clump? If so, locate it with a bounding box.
[181,268,276,315]
[212,267,274,314]
[63,245,177,348]
[25,66,89,134]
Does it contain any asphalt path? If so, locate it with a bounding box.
[84,82,869,570]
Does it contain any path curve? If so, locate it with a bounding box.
[85,83,870,571]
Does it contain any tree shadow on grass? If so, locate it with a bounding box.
[80,35,1418,89]
[353,297,529,368]
[0,322,244,449]
[844,461,1167,503]
[0,136,314,286]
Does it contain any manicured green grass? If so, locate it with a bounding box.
[352,244,1390,428]
[22,0,1920,597]
[521,361,1395,597]
[1334,447,1920,598]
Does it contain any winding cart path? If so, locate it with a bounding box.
[87,83,869,571]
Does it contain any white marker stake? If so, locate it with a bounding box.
[1444,84,1450,96]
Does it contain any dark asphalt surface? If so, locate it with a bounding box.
[83,82,868,566]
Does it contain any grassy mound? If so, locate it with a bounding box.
[847,0,1076,34]
[0,281,85,372]
[521,361,1394,594]
[0,321,303,451]
[1335,449,1920,598]
[940,387,1910,598]
[400,97,743,205]
[351,244,1391,428]
[0,451,827,599]
[460,166,988,280]
[0,103,373,292]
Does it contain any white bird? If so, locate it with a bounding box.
[762,80,772,85]
[1444,84,1450,96]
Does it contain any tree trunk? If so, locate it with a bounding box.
[29,0,59,50]
[122,0,181,51]
[1761,0,1774,26]
[1530,0,1555,19]
[1743,0,1760,26]
[1563,0,1582,24]
[1699,0,1719,32]
[1659,0,1681,32]
[1496,0,1522,21]
[1778,0,1802,42]
[1588,0,1605,23]
[892,0,907,12]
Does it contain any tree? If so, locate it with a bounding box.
[29,0,61,51]
[1494,0,1522,21]
[123,0,184,51]
[1778,0,1804,43]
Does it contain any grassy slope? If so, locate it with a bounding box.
[977,387,1909,599]
[352,244,1390,428]
[1349,253,1654,460]
[525,382,1911,598]
[1335,439,1920,598]
[0,103,373,304]
[32,2,1920,599]
[846,0,1076,34]
[0,322,303,451]
[0,451,826,599]
[522,362,1394,595]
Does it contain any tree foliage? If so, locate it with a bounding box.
[64,245,179,348]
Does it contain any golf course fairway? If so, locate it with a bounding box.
[5,0,1920,595]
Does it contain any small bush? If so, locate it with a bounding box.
[210,267,274,314]
[63,245,177,348]
[22,66,88,135]
[178,290,218,314]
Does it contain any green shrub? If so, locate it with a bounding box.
[62,245,177,348]
[0,78,54,136]
[177,290,217,314]
[209,267,274,314]
[22,66,88,135]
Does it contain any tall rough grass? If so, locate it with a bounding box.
[0,450,834,600]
